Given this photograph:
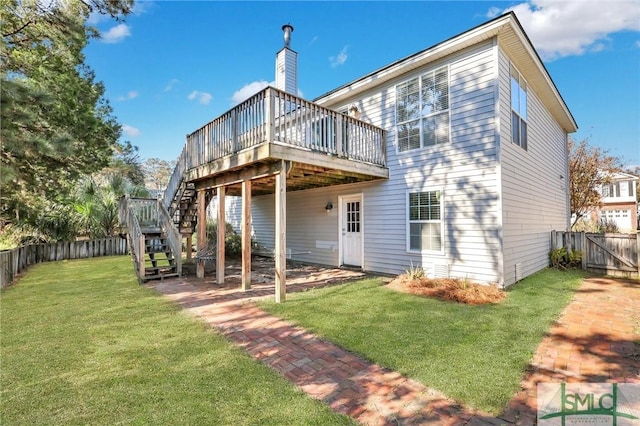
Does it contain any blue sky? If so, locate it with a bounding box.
[84,0,640,167]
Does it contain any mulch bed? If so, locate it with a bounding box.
[386,275,506,305]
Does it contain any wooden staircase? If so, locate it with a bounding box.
[142,230,179,280]
[119,197,183,283]
[169,181,198,234]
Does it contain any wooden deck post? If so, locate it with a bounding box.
[185,234,192,261]
[196,189,206,278]
[265,88,275,143]
[336,114,343,156]
[217,186,226,284]
[275,161,287,303]
[241,180,252,291]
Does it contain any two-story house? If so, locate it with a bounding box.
[242,12,577,288]
[123,12,578,296]
[598,172,639,232]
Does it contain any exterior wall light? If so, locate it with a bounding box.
[325,202,333,213]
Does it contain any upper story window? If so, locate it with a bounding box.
[510,64,527,150]
[396,66,450,152]
[602,180,636,198]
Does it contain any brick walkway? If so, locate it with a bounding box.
[149,275,639,425]
[500,276,640,424]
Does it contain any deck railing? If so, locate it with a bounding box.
[126,201,146,279]
[163,86,386,211]
[156,199,182,277]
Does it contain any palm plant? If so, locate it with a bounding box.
[74,173,147,238]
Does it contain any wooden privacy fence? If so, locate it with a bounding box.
[551,231,639,277]
[0,237,128,289]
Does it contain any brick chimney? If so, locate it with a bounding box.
[275,24,297,95]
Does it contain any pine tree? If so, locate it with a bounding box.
[1,0,132,227]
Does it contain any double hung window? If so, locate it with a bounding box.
[511,65,528,150]
[408,191,442,252]
[396,67,450,152]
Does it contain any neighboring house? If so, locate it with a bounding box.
[596,172,639,232]
[137,12,577,292]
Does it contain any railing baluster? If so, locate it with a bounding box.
[162,86,386,208]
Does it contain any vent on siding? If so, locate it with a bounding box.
[515,263,523,282]
[433,263,450,279]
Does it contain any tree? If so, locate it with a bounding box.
[1,0,132,227]
[105,141,146,187]
[569,137,621,229]
[74,172,147,239]
[143,158,176,191]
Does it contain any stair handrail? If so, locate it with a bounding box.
[126,203,145,280]
[156,199,182,277]
[163,144,188,214]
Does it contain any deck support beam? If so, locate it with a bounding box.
[185,234,192,261]
[241,180,252,291]
[217,186,226,284]
[196,189,207,278]
[275,161,287,303]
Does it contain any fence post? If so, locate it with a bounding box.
[636,231,640,276]
[580,232,587,270]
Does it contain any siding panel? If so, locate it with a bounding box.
[312,42,501,283]
[498,47,569,285]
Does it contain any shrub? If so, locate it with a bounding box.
[404,261,425,280]
[598,218,620,233]
[549,247,583,269]
[204,221,243,257]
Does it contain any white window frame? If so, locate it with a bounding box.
[395,65,450,153]
[406,189,444,254]
[510,63,528,150]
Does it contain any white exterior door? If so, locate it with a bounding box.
[340,195,363,267]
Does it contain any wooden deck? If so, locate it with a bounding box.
[164,86,387,208]
[128,86,389,302]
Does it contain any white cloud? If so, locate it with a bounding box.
[486,7,502,19]
[101,23,131,43]
[231,80,272,104]
[122,124,140,137]
[188,90,213,105]
[329,46,348,67]
[636,40,640,48]
[491,0,640,60]
[308,35,319,46]
[132,1,153,16]
[87,12,108,25]
[164,79,180,92]
[116,91,138,101]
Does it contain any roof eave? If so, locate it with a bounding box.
[314,12,578,134]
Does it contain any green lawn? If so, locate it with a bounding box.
[0,256,353,425]
[261,269,586,414]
